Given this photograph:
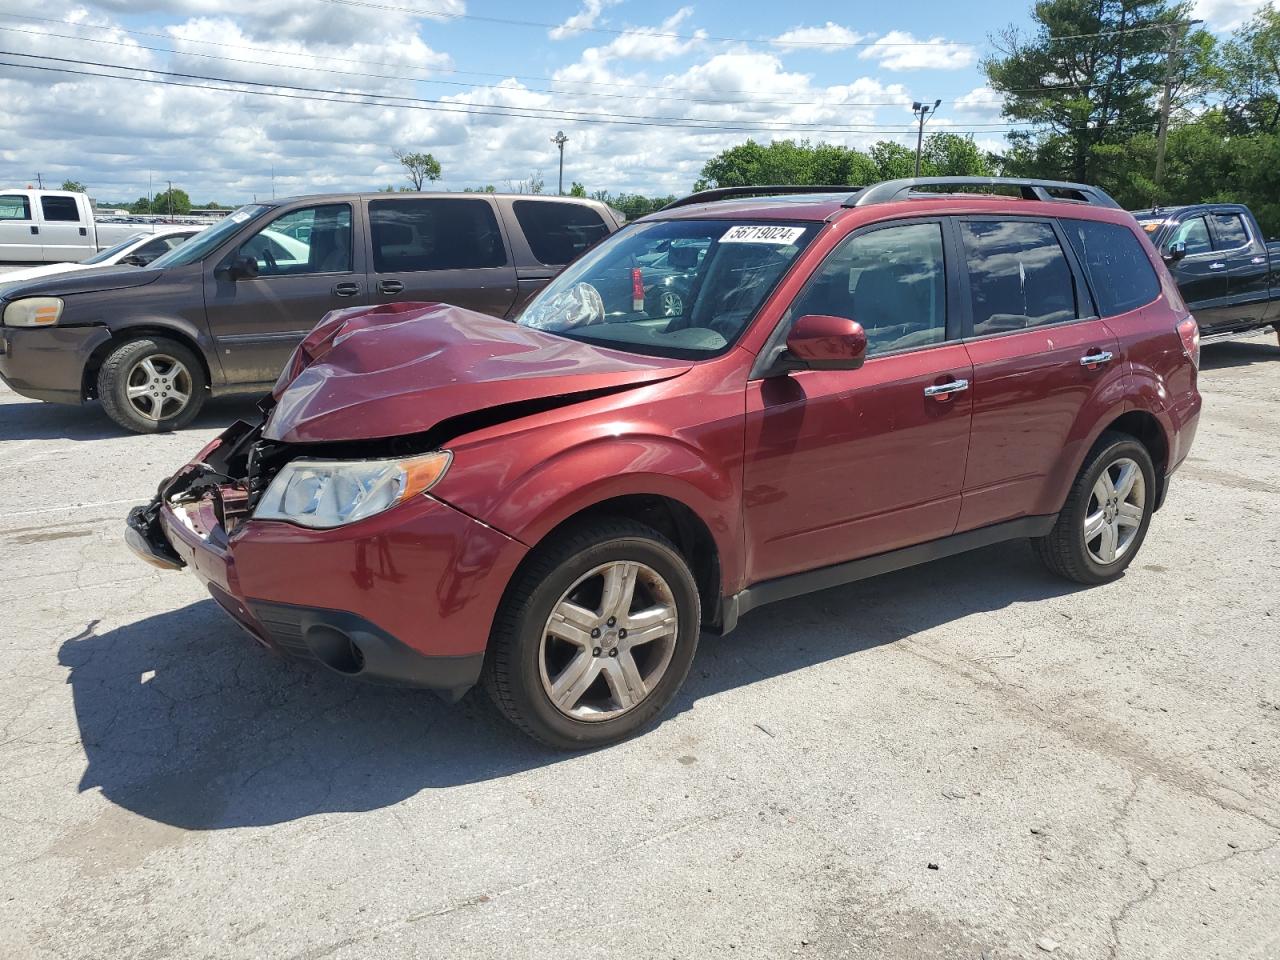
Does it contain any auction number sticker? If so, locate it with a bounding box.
[720,225,806,245]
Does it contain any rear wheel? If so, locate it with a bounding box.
[97,336,206,433]
[1033,432,1156,585]
[483,519,700,749]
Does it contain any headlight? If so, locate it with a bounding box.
[254,451,451,528]
[3,297,64,327]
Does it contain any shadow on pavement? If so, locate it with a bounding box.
[1199,336,1280,371]
[61,539,1084,829]
[0,396,262,442]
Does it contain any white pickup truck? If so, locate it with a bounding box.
[0,189,216,264]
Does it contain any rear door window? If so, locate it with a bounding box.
[0,195,31,220]
[369,198,507,272]
[959,220,1079,335]
[40,196,81,222]
[1061,219,1160,316]
[1171,216,1212,255]
[1209,212,1249,249]
[512,200,610,266]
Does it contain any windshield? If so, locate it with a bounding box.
[149,205,271,268]
[84,234,147,265]
[518,219,817,358]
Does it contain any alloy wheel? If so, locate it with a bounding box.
[1083,456,1146,565]
[538,560,679,721]
[125,354,192,422]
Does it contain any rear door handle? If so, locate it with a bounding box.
[333,281,361,298]
[1209,262,1226,270]
[379,279,404,295]
[923,378,969,399]
[1080,350,1114,368]
[29,225,38,235]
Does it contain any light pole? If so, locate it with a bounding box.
[552,130,568,195]
[912,99,941,178]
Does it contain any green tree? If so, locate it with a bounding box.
[569,181,587,197]
[149,187,191,216]
[60,179,86,193]
[983,0,1209,186]
[128,196,151,214]
[392,149,442,190]
[1222,5,1280,133]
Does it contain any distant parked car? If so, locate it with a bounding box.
[0,189,215,263]
[0,192,624,432]
[126,177,1201,749]
[1132,202,1280,343]
[0,226,201,289]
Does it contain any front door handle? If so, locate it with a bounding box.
[1080,350,1114,368]
[1209,262,1226,270]
[923,378,969,399]
[333,281,361,298]
[379,279,404,295]
[29,225,38,235]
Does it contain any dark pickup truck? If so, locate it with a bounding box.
[0,192,623,432]
[1133,203,1280,344]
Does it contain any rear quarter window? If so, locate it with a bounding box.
[513,200,610,265]
[1061,219,1160,317]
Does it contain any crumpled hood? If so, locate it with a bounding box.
[264,301,690,444]
[0,264,161,301]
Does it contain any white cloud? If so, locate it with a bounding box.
[771,22,867,52]
[952,85,1004,119]
[860,30,976,71]
[549,0,619,40]
[1192,0,1267,30]
[582,7,706,63]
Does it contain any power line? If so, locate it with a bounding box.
[0,54,1058,137]
[0,50,1032,133]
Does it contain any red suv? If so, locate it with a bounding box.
[127,177,1202,749]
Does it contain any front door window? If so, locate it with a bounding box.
[236,204,353,276]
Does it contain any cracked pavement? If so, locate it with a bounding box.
[1,336,1278,959]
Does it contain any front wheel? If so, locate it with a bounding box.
[1033,431,1156,585]
[97,336,206,433]
[483,519,701,749]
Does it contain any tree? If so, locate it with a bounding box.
[128,196,151,215]
[463,185,497,193]
[149,187,191,216]
[983,0,1208,186]
[60,179,86,193]
[393,149,442,190]
[569,181,587,197]
[1221,5,1280,133]
[507,171,545,194]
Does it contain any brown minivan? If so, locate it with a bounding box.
[0,192,623,432]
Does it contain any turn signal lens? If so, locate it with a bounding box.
[1177,316,1200,369]
[3,297,64,327]
[254,450,452,528]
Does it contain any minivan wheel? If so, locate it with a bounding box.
[97,336,207,433]
[483,518,701,749]
[1033,431,1156,585]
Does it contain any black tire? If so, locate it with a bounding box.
[483,518,701,750]
[97,336,207,433]
[1033,431,1156,585]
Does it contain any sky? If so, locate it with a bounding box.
[0,0,1268,204]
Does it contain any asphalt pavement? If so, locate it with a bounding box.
[1,336,1277,959]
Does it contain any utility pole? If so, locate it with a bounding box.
[1154,19,1203,190]
[271,164,276,200]
[35,172,43,189]
[551,130,568,195]
[912,100,941,177]
[167,179,173,218]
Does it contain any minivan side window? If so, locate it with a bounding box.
[1171,216,1212,255]
[512,200,610,266]
[40,196,81,222]
[960,220,1078,335]
[1210,212,1249,249]
[789,221,947,355]
[236,204,352,277]
[0,195,31,220]
[370,198,507,272]
[1061,219,1160,317]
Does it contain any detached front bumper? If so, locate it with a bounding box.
[0,323,110,404]
[126,431,528,700]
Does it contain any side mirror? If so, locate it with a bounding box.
[223,255,260,280]
[784,315,868,371]
[1163,240,1187,264]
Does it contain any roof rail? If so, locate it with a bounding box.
[660,184,860,211]
[845,177,1121,209]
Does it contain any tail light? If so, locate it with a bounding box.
[631,267,645,312]
[1177,316,1200,368]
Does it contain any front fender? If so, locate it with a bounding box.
[434,432,744,591]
